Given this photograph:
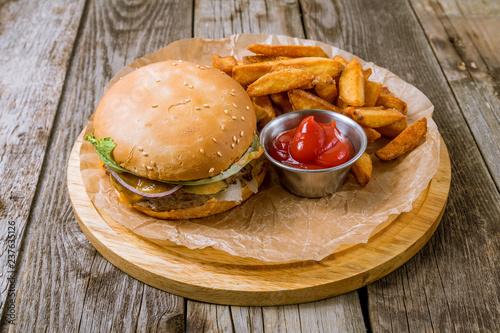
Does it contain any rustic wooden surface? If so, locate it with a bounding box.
[1,0,498,332]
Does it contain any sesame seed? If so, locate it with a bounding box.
[172,63,177,66]
[206,66,211,69]
[146,166,153,171]
[217,152,222,157]
[178,60,183,63]
[189,84,193,89]
[194,106,201,110]
[233,136,237,142]
[237,139,240,144]
[151,161,156,167]
[152,104,158,108]
[156,79,161,82]
[137,147,143,151]
[204,104,209,108]
[143,152,149,156]
[199,66,205,70]
[224,110,229,115]
[183,81,188,86]
[185,99,191,102]
[212,138,218,143]
[119,76,123,80]
[231,143,235,149]
[209,168,215,173]
[230,92,235,96]
[196,65,200,68]
[232,116,237,120]
[246,106,250,110]
[199,149,205,154]
[241,116,245,121]
[232,103,237,108]
[240,131,244,137]
[221,125,225,130]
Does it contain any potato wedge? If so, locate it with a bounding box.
[247,68,315,97]
[251,95,276,124]
[364,81,383,107]
[232,57,342,85]
[247,43,329,58]
[212,55,238,75]
[314,73,338,103]
[339,58,365,106]
[377,118,408,138]
[376,87,408,115]
[350,152,372,187]
[344,107,406,128]
[362,126,382,142]
[332,55,348,67]
[375,118,427,160]
[269,92,293,113]
[288,89,342,113]
[242,55,283,64]
[364,68,372,81]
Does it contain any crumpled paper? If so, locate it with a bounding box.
[79,34,440,262]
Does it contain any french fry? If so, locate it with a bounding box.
[251,95,276,124]
[248,43,329,58]
[269,92,293,113]
[375,118,427,160]
[377,118,408,138]
[337,98,349,109]
[362,126,382,142]
[332,55,348,67]
[364,81,383,107]
[344,107,406,128]
[232,57,342,85]
[247,68,315,97]
[212,55,238,75]
[314,73,338,103]
[339,58,365,106]
[243,55,283,64]
[376,87,408,115]
[288,89,342,113]
[350,152,372,187]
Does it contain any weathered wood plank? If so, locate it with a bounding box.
[194,0,305,39]
[5,0,192,331]
[300,0,500,331]
[410,0,500,189]
[0,0,87,323]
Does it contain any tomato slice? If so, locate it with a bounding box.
[289,116,326,162]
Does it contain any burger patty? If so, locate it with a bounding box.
[127,159,264,212]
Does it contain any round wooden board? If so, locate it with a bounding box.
[67,134,451,306]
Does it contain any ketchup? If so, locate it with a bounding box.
[268,116,354,170]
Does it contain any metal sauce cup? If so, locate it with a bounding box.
[259,110,367,198]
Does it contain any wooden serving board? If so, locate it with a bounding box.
[67,134,451,306]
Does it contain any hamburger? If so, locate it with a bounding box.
[85,60,266,219]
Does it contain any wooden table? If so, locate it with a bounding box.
[1,0,499,331]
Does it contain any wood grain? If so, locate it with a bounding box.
[5,0,192,331]
[67,132,450,305]
[0,0,86,320]
[410,0,500,189]
[299,0,500,331]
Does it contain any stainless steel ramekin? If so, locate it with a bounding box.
[259,109,367,198]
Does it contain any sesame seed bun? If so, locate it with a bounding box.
[93,60,257,182]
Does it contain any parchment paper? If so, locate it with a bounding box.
[79,34,440,262]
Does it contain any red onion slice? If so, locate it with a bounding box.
[105,166,183,198]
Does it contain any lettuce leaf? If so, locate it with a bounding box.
[85,133,264,185]
[84,133,129,172]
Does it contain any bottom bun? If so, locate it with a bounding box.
[130,163,267,220]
